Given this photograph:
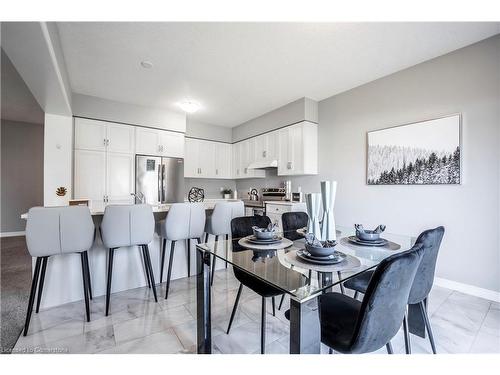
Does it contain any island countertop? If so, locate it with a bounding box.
[20,199,241,219]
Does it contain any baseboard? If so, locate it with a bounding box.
[434,277,500,302]
[0,231,25,238]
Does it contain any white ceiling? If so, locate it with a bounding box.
[56,22,499,127]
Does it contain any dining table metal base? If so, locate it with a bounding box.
[289,298,321,354]
[196,249,212,354]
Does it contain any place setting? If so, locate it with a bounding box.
[238,222,293,250]
[342,224,401,250]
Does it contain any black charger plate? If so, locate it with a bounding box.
[347,236,388,247]
[296,249,347,265]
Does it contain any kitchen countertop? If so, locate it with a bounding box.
[264,201,305,206]
[20,199,242,219]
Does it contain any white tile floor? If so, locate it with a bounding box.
[13,268,500,354]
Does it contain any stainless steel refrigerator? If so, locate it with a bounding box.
[135,155,184,205]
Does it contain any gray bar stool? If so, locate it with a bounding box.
[204,201,244,285]
[159,203,206,299]
[24,206,95,335]
[100,204,157,316]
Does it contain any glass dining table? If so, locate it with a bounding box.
[195,226,421,354]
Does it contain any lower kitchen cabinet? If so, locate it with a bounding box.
[265,202,307,233]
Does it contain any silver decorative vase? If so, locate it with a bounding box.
[305,193,322,239]
[320,181,337,241]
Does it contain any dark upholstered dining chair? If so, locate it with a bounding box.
[281,211,309,241]
[343,226,444,354]
[226,215,284,354]
[319,242,424,354]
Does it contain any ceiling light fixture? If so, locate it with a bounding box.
[140,61,153,69]
[178,100,201,113]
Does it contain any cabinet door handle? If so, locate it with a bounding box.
[103,139,107,146]
[287,161,292,170]
[263,151,266,158]
[215,169,218,175]
[244,167,248,174]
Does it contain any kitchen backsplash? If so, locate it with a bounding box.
[184,178,237,199]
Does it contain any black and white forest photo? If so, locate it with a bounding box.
[367,115,461,185]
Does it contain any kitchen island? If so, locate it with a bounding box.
[21,200,240,309]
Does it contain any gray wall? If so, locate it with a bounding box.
[237,35,500,292]
[184,178,236,199]
[72,93,186,132]
[186,118,232,143]
[232,97,318,142]
[1,120,44,232]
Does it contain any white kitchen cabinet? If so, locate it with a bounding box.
[136,127,185,157]
[75,118,135,154]
[106,152,135,203]
[278,121,318,176]
[106,123,135,154]
[160,131,185,158]
[238,139,265,178]
[74,150,106,204]
[185,138,230,179]
[74,118,107,151]
[255,131,278,163]
[215,143,232,179]
[232,142,242,178]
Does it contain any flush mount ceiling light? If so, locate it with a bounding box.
[140,61,153,69]
[178,100,201,113]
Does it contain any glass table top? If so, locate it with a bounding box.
[196,226,415,303]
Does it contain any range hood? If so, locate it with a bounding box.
[247,159,278,169]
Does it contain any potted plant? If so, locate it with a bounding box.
[222,188,232,199]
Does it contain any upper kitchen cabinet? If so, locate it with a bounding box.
[254,131,278,165]
[278,121,318,175]
[75,118,135,154]
[236,138,265,179]
[185,138,230,179]
[136,127,185,158]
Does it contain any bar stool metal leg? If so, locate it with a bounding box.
[83,251,93,299]
[105,248,115,316]
[165,240,176,299]
[142,246,151,288]
[386,342,393,354]
[225,234,229,268]
[143,245,158,303]
[210,235,219,286]
[160,238,167,284]
[23,257,42,336]
[337,272,345,294]
[187,239,191,277]
[80,252,91,322]
[272,296,276,316]
[35,256,48,313]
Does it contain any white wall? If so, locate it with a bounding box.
[237,35,500,293]
[186,118,232,143]
[73,93,186,133]
[44,113,73,206]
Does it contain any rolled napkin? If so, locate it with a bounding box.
[354,224,386,234]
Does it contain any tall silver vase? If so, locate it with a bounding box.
[305,193,321,239]
[320,181,337,241]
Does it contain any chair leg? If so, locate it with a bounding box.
[205,233,209,243]
[210,235,219,286]
[328,347,333,354]
[337,272,345,294]
[23,257,42,336]
[35,257,48,313]
[83,251,93,299]
[353,291,359,300]
[386,342,393,354]
[187,239,191,277]
[160,238,166,284]
[420,301,437,354]
[105,248,115,316]
[261,296,266,354]
[278,294,285,310]
[227,283,243,334]
[197,238,201,244]
[403,312,411,354]
[80,252,91,322]
[143,245,158,303]
[225,233,229,268]
[272,296,276,316]
[142,246,151,288]
[165,240,176,299]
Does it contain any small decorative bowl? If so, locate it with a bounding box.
[305,243,336,257]
[253,228,275,240]
[356,230,381,241]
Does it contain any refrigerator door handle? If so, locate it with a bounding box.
[161,163,166,203]
[157,163,161,203]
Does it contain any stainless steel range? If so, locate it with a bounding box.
[243,188,287,215]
